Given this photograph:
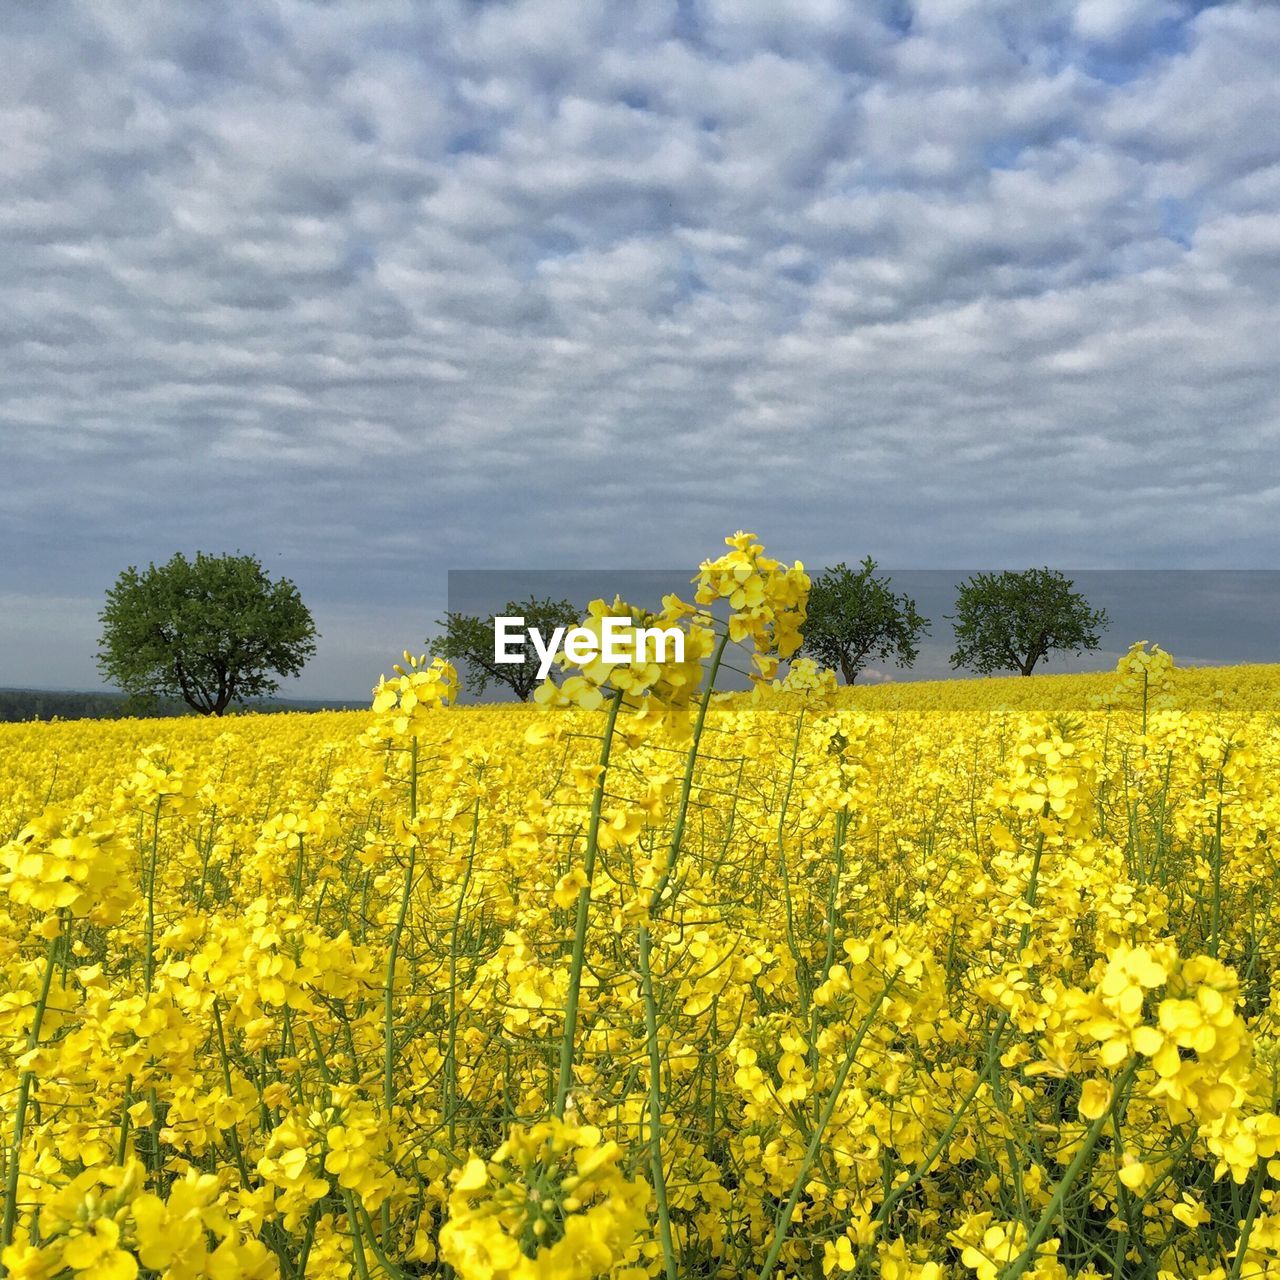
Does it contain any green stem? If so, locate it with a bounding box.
[1210,748,1229,959]
[757,977,895,1280]
[2,933,60,1253]
[143,797,162,992]
[810,811,849,1116]
[555,689,623,1116]
[211,1000,253,1187]
[627,626,732,1263]
[445,799,481,1142]
[1015,820,1049,953]
[385,739,418,1115]
[775,709,810,1011]
[345,1192,373,1280]
[1002,1061,1137,1280]
[381,737,418,1246]
[637,924,678,1280]
[292,834,306,903]
[647,629,732,911]
[1226,1167,1266,1280]
[869,1022,1004,1234]
[116,1073,134,1164]
[383,851,416,1112]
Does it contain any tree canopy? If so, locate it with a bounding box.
[436,595,580,700]
[949,568,1109,677]
[97,552,317,715]
[800,558,929,684]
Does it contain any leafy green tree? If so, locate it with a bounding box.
[97,552,317,715]
[800,558,929,684]
[436,595,580,700]
[949,568,1108,676]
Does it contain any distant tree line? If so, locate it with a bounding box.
[436,565,1110,698]
[800,561,1109,682]
[0,687,361,724]
[0,688,189,723]
[78,550,1111,717]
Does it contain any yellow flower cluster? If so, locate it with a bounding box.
[368,652,459,739]
[3,535,1280,1279]
[440,1118,649,1279]
[532,596,715,727]
[1,807,133,929]
[695,530,809,678]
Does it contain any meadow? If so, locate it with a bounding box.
[3,535,1280,1280]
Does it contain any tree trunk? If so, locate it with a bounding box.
[1021,632,1049,676]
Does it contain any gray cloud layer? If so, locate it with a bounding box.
[2,1,1279,695]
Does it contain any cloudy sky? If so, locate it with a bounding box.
[3,0,1279,697]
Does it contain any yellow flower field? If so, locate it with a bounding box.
[3,535,1280,1279]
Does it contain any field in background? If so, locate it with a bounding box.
[3,620,1280,1278]
[0,687,364,723]
[846,661,1280,712]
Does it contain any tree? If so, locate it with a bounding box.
[800,558,929,684]
[949,568,1108,677]
[436,595,580,701]
[97,552,317,715]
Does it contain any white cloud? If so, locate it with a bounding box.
[1073,0,1182,46]
[1,0,1279,693]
